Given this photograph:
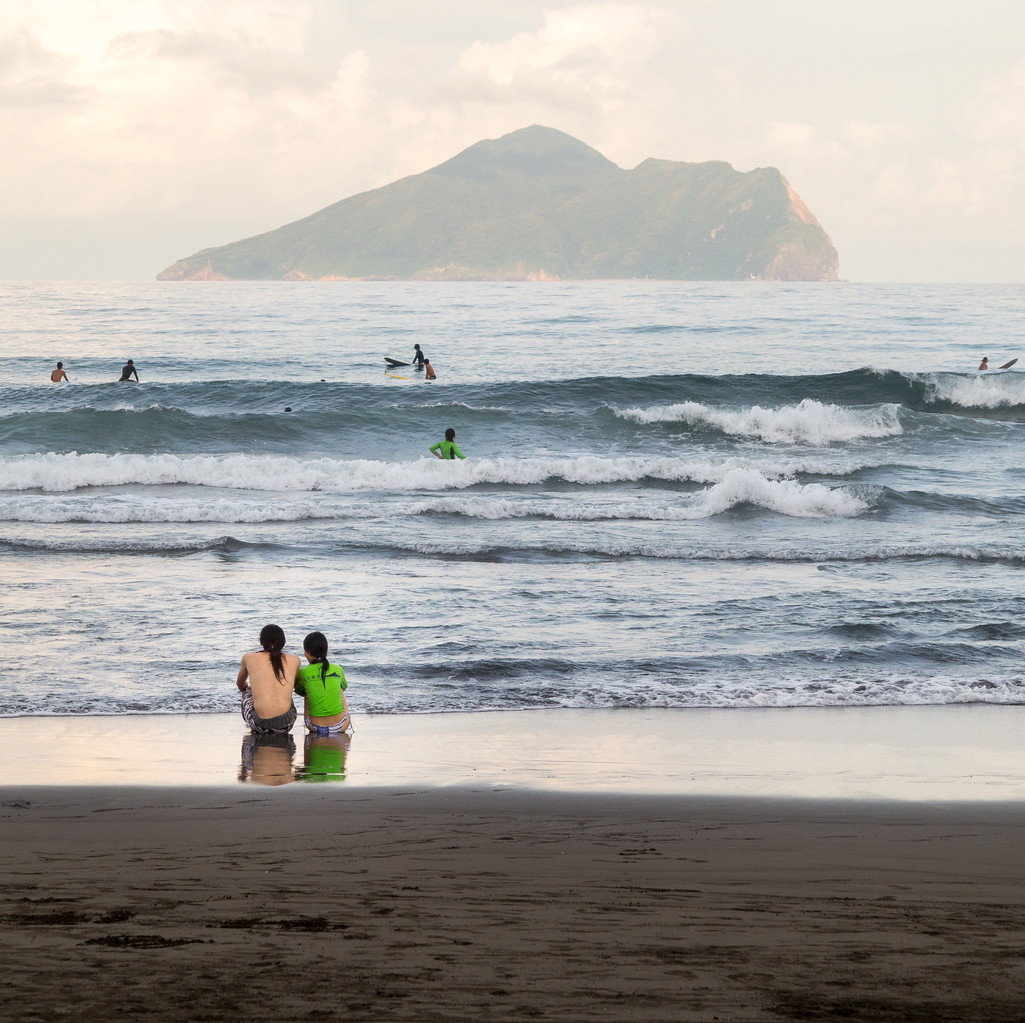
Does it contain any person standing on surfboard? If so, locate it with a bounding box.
[430,428,465,460]
[979,357,989,371]
[412,344,426,368]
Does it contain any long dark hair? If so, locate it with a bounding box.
[260,623,287,683]
[304,630,329,685]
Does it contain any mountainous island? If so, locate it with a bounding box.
[157,126,838,282]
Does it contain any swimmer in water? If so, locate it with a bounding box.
[50,361,68,382]
[430,427,465,460]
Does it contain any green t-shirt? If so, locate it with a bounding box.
[294,661,348,717]
[430,439,465,459]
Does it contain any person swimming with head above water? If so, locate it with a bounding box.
[235,623,300,734]
[979,357,989,371]
[430,427,465,460]
[295,631,352,735]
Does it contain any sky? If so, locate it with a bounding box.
[3,0,1025,282]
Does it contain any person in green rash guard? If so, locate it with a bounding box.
[294,631,352,736]
[430,427,466,460]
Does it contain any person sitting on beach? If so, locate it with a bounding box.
[294,631,352,736]
[236,624,300,734]
[979,357,989,371]
[119,359,139,382]
[412,343,426,368]
[424,359,436,380]
[430,427,465,460]
[50,361,69,382]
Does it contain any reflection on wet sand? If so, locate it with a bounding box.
[238,731,351,785]
[238,733,296,786]
[296,732,350,783]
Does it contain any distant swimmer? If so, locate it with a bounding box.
[979,357,989,371]
[430,427,465,460]
[412,343,426,368]
[50,361,68,382]
[424,359,436,380]
[119,359,139,382]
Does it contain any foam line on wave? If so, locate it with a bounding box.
[0,534,278,555]
[0,474,871,524]
[612,398,904,444]
[7,670,1025,717]
[0,451,878,494]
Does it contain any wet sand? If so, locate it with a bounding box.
[3,706,1025,1021]
[4,704,1025,799]
[2,785,1025,1022]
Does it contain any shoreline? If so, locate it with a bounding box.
[3,703,1025,800]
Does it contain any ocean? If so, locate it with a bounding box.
[3,280,1025,718]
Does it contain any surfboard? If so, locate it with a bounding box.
[999,358,1018,370]
[385,357,410,367]
[385,372,410,380]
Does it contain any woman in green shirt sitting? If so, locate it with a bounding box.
[295,631,352,736]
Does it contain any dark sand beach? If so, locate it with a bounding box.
[3,708,1025,1022]
[3,786,1025,1022]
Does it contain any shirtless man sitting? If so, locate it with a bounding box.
[236,624,300,734]
[50,361,69,382]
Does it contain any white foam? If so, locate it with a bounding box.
[615,398,904,444]
[0,451,872,495]
[919,371,1025,408]
[685,468,869,518]
[0,471,870,524]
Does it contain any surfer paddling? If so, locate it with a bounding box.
[430,427,465,460]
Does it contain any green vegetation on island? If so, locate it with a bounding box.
[157,126,839,282]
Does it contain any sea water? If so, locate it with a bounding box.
[2,280,1024,717]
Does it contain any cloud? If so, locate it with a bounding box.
[105,28,334,96]
[440,4,677,114]
[0,27,84,106]
[0,2,385,228]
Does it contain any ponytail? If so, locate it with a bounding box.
[303,631,330,685]
[259,623,287,683]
